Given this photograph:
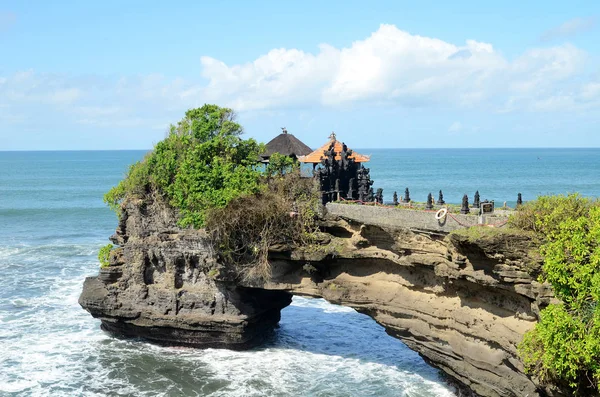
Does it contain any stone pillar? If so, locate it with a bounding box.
[473,191,480,209]
[403,188,410,203]
[426,193,434,210]
[375,188,383,204]
[461,194,470,214]
[393,191,398,206]
[348,178,355,200]
[437,190,445,205]
[367,187,374,202]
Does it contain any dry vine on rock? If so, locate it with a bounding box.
[205,170,320,283]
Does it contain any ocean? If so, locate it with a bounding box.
[1,148,598,397]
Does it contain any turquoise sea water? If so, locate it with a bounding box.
[366,148,600,206]
[1,149,599,396]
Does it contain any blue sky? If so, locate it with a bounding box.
[1,1,599,150]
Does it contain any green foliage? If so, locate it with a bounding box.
[103,104,264,227]
[450,226,535,244]
[98,243,114,268]
[520,304,600,391]
[104,159,150,213]
[518,198,600,393]
[509,193,595,235]
[265,152,298,178]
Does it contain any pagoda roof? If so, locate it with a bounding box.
[261,128,312,160]
[298,132,370,163]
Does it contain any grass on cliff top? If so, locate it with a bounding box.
[450,225,534,242]
[513,194,600,394]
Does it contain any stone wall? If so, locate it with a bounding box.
[326,202,509,233]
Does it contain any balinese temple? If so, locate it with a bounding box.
[298,132,374,205]
[260,128,312,163]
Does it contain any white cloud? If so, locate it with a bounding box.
[540,17,597,42]
[200,45,339,110]
[200,24,592,113]
[0,24,598,133]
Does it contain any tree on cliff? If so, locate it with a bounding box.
[104,104,264,228]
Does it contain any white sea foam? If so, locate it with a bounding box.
[0,239,456,397]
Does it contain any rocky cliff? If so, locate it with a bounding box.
[80,198,556,397]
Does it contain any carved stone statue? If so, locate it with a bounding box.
[358,186,366,202]
[460,194,470,214]
[367,187,374,202]
[473,191,480,208]
[517,193,523,207]
[393,191,398,206]
[403,188,410,203]
[426,193,434,210]
[437,190,445,205]
[375,188,383,204]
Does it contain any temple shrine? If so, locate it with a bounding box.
[298,132,373,205]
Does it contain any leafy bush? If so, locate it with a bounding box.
[518,197,600,394]
[98,243,114,268]
[103,159,151,213]
[508,193,594,235]
[265,152,298,178]
[104,104,264,227]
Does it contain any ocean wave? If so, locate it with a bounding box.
[0,225,455,397]
[0,276,456,397]
[0,243,100,261]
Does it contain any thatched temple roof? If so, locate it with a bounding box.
[261,128,312,162]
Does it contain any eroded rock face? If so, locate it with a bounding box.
[80,199,556,397]
[79,198,292,349]
[263,222,556,397]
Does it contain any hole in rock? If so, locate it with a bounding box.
[254,295,458,396]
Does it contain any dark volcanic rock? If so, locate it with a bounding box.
[79,198,292,349]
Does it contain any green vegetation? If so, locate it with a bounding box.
[98,243,113,268]
[514,194,600,394]
[508,193,594,235]
[265,152,297,178]
[450,225,534,242]
[104,104,264,227]
[103,104,320,281]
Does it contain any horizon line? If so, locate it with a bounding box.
[2,146,600,152]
